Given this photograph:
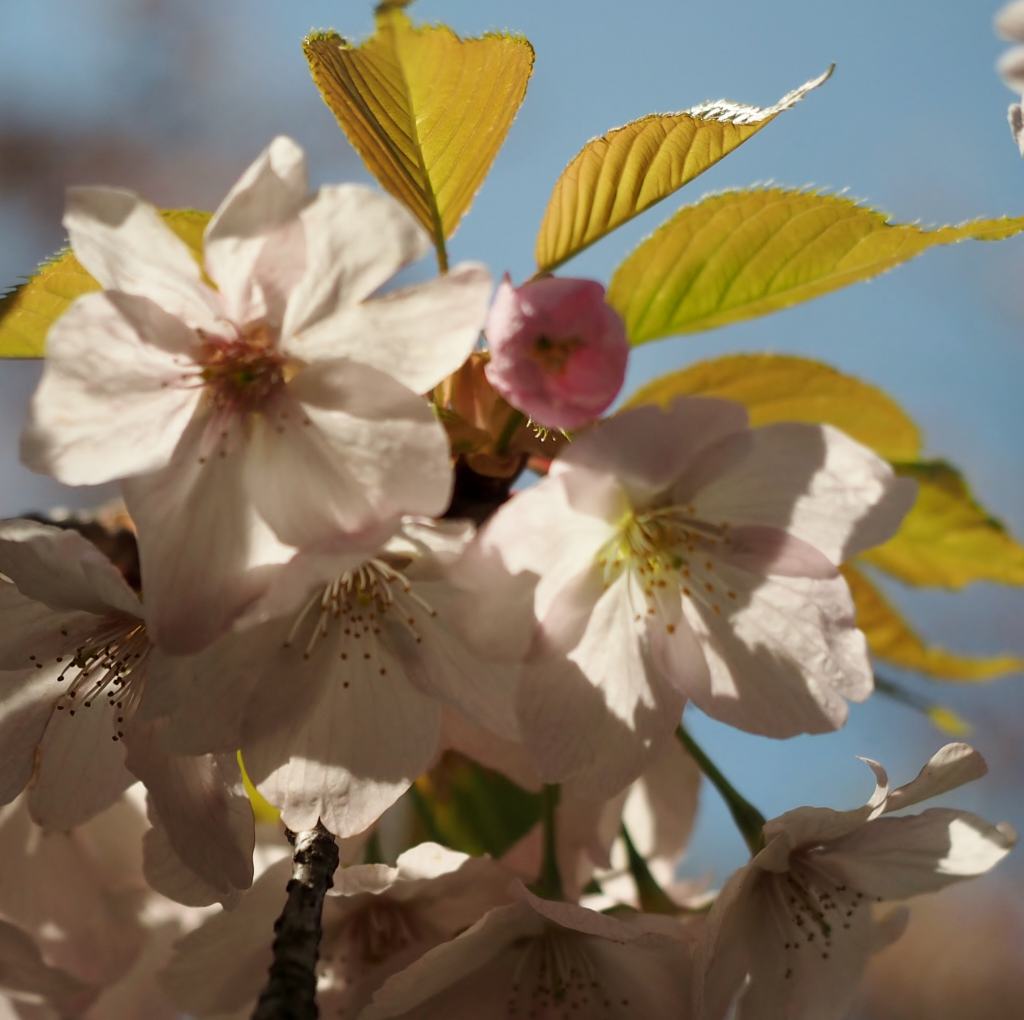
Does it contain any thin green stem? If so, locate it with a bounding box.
[676,724,765,856]
[620,823,678,914]
[494,408,526,456]
[533,784,564,900]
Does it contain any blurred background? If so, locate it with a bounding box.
[1,2,1022,1014]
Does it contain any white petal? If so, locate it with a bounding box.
[558,397,749,506]
[289,263,490,393]
[247,361,452,548]
[124,415,295,652]
[124,728,254,903]
[819,809,1016,900]
[0,519,140,617]
[0,918,96,1012]
[0,670,58,807]
[881,742,988,813]
[281,183,430,339]
[27,687,134,829]
[681,568,870,737]
[520,572,686,797]
[362,901,540,1020]
[163,857,289,1016]
[63,186,220,329]
[684,423,915,564]
[21,292,202,486]
[242,636,442,836]
[0,587,100,674]
[204,136,309,326]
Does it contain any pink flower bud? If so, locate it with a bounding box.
[484,276,629,430]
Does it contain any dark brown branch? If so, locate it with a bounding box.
[251,822,340,1020]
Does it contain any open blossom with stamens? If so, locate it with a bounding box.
[0,519,255,904]
[147,518,521,837]
[471,397,915,797]
[21,135,492,652]
[361,881,697,1020]
[162,842,516,1018]
[698,743,1017,1020]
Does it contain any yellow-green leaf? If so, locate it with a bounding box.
[863,460,1024,588]
[303,14,534,269]
[608,187,1024,344]
[623,352,921,461]
[535,68,832,273]
[844,565,1024,680]
[0,208,209,358]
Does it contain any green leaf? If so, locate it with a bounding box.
[534,68,831,274]
[418,753,541,857]
[303,13,534,270]
[844,565,1024,680]
[0,208,209,359]
[862,460,1024,588]
[623,352,921,462]
[608,187,1024,344]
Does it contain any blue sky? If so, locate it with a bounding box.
[1,0,1022,879]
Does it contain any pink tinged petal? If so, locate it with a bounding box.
[141,823,237,908]
[242,638,442,837]
[0,520,140,617]
[249,361,452,547]
[732,873,881,1020]
[761,757,891,855]
[124,416,295,653]
[881,742,988,814]
[204,136,309,326]
[999,46,1024,93]
[281,183,430,339]
[484,276,629,431]
[162,857,291,1016]
[685,423,915,565]
[720,526,838,579]
[124,727,254,903]
[0,798,142,988]
[390,579,520,741]
[0,671,59,807]
[615,735,702,882]
[291,263,490,394]
[361,900,542,1020]
[681,570,871,738]
[439,709,542,792]
[818,809,1016,900]
[28,685,134,829]
[0,919,97,1013]
[520,572,686,797]
[556,397,749,506]
[21,292,203,486]
[62,186,220,329]
[0,585,99,672]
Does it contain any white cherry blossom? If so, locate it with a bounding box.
[472,397,915,798]
[21,136,492,652]
[162,842,516,1018]
[362,882,697,1020]
[0,519,254,904]
[147,518,521,838]
[698,743,1017,1020]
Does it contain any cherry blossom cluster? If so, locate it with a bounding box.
[0,137,1015,1019]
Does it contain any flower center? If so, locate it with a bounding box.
[32,617,152,741]
[531,334,582,374]
[198,323,287,413]
[283,559,437,663]
[596,505,738,621]
[766,854,878,980]
[505,928,623,1018]
[335,900,419,966]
